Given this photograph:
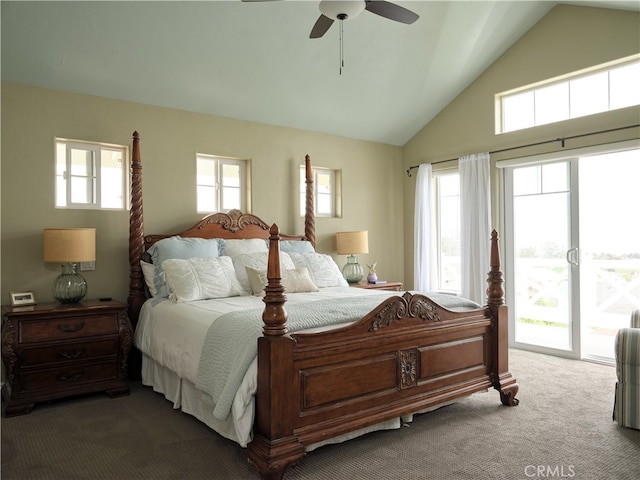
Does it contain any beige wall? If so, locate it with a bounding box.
[1,84,404,304]
[403,5,640,288]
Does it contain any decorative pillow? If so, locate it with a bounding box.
[270,240,315,254]
[231,251,295,294]
[147,236,221,298]
[246,266,319,297]
[162,256,244,303]
[220,238,269,257]
[287,252,349,288]
[140,260,158,297]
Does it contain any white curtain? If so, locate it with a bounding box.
[459,153,491,304]
[414,164,436,292]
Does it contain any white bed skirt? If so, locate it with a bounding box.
[140,354,462,451]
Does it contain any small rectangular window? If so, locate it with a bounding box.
[196,155,248,214]
[55,139,127,210]
[300,166,341,218]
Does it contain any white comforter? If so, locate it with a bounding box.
[134,287,396,446]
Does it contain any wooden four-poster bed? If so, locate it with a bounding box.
[126,131,518,479]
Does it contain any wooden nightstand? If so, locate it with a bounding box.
[351,281,404,292]
[1,299,133,416]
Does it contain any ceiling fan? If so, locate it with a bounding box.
[242,1,420,38]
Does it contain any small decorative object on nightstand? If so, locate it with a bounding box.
[336,230,369,284]
[366,262,377,283]
[1,299,133,416]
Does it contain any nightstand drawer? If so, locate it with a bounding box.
[19,314,119,343]
[20,338,119,367]
[19,361,119,392]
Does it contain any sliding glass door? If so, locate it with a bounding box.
[504,144,640,362]
[578,149,640,361]
[507,161,573,352]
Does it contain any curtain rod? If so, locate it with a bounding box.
[405,124,640,177]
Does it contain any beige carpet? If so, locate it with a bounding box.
[2,349,639,480]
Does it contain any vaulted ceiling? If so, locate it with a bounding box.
[2,1,638,146]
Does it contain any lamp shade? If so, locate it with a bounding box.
[44,228,96,263]
[336,230,369,255]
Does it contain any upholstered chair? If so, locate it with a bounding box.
[613,310,640,429]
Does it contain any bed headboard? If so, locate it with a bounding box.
[126,131,316,329]
[142,209,306,251]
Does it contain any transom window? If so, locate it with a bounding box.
[497,56,640,134]
[299,166,341,218]
[55,139,128,210]
[196,155,248,213]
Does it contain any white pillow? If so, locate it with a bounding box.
[222,238,268,258]
[162,256,244,303]
[148,236,221,298]
[287,252,348,288]
[246,267,319,297]
[231,251,295,294]
[140,260,158,297]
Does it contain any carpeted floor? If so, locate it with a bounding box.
[2,349,639,480]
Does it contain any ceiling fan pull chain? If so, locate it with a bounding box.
[339,19,344,75]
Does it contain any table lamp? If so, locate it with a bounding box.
[336,230,369,284]
[44,228,96,303]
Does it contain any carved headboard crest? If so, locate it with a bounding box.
[199,209,270,233]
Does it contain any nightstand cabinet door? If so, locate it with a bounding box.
[1,300,133,416]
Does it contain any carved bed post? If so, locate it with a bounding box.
[248,225,305,480]
[304,154,315,248]
[127,131,145,379]
[262,224,288,337]
[486,229,504,316]
[486,230,519,406]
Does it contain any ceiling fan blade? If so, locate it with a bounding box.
[364,1,419,24]
[310,14,334,38]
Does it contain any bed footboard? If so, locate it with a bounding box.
[247,226,518,480]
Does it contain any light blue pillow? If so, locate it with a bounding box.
[148,236,221,298]
[273,240,315,254]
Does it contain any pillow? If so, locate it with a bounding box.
[287,252,349,288]
[246,266,319,297]
[147,236,221,298]
[140,260,158,297]
[270,240,315,254]
[162,256,244,303]
[220,238,268,257]
[231,251,295,294]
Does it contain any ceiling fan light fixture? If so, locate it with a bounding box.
[319,0,365,21]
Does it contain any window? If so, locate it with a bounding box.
[497,56,640,134]
[196,155,248,213]
[434,171,461,293]
[299,166,341,218]
[55,139,127,210]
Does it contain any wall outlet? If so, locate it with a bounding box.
[80,261,95,271]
